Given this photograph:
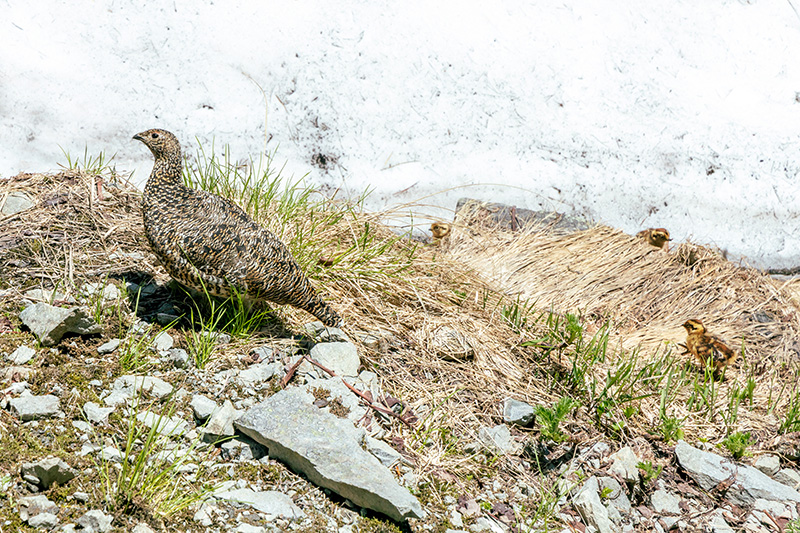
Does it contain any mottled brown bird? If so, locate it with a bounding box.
[430,222,451,240]
[134,128,341,327]
[682,319,736,373]
[636,228,671,250]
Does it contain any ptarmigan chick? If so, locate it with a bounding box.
[134,128,341,327]
[636,228,671,250]
[430,222,451,240]
[682,319,736,373]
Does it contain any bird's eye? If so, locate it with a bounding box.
[151,132,159,139]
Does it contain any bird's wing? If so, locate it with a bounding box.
[709,336,736,366]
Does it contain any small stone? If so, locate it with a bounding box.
[19,303,102,346]
[152,331,174,354]
[775,468,800,489]
[191,394,218,422]
[132,523,156,533]
[18,494,59,521]
[20,457,76,490]
[73,492,90,502]
[364,436,402,467]
[201,400,239,442]
[304,321,351,342]
[136,410,188,437]
[650,489,681,515]
[97,339,121,354]
[503,398,535,427]
[753,454,781,477]
[303,342,360,377]
[609,446,641,484]
[83,402,114,424]
[28,511,59,528]
[477,424,521,455]
[167,348,191,369]
[76,509,113,532]
[8,345,36,365]
[10,393,63,421]
[236,360,280,386]
[220,437,268,461]
[572,476,619,533]
[2,191,34,215]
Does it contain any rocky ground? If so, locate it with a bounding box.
[3,170,800,533]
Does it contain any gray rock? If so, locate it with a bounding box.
[214,487,304,519]
[191,394,218,422]
[97,339,120,354]
[609,446,641,484]
[304,342,360,377]
[132,523,156,533]
[235,524,267,533]
[775,468,800,489]
[28,511,59,528]
[10,393,63,421]
[103,375,173,406]
[503,398,535,427]
[235,387,425,521]
[23,288,75,304]
[477,424,521,455]
[675,440,800,505]
[76,509,113,532]
[650,489,681,515]
[80,282,121,303]
[236,360,280,386]
[304,321,351,343]
[19,303,102,346]
[365,436,402,468]
[8,345,36,365]
[167,348,191,369]
[250,345,274,362]
[598,476,631,513]
[753,454,781,476]
[18,494,59,521]
[468,516,506,532]
[2,191,34,215]
[201,400,239,442]
[83,401,114,424]
[20,457,76,490]
[152,331,174,354]
[220,437,268,461]
[572,476,620,533]
[136,410,189,437]
[100,446,123,463]
[707,509,735,533]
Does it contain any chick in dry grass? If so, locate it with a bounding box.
[637,227,671,250]
[134,128,342,327]
[681,319,737,373]
[430,222,451,244]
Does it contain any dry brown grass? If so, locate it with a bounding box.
[5,170,800,513]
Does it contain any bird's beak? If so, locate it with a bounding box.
[132,133,144,142]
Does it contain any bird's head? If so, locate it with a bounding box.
[682,319,705,334]
[430,222,451,239]
[650,228,671,247]
[133,128,181,159]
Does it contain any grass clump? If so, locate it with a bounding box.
[720,431,753,460]
[534,397,579,443]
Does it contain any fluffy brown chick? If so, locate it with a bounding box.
[637,228,671,250]
[430,222,451,241]
[134,128,341,327]
[682,319,737,373]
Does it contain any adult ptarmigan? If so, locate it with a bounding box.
[134,128,341,327]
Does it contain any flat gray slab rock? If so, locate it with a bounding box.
[235,387,424,522]
[572,476,619,533]
[19,303,102,346]
[21,456,76,490]
[502,398,535,427]
[103,375,173,406]
[10,393,63,421]
[303,342,360,377]
[676,440,800,505]
[214,487,303,519]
